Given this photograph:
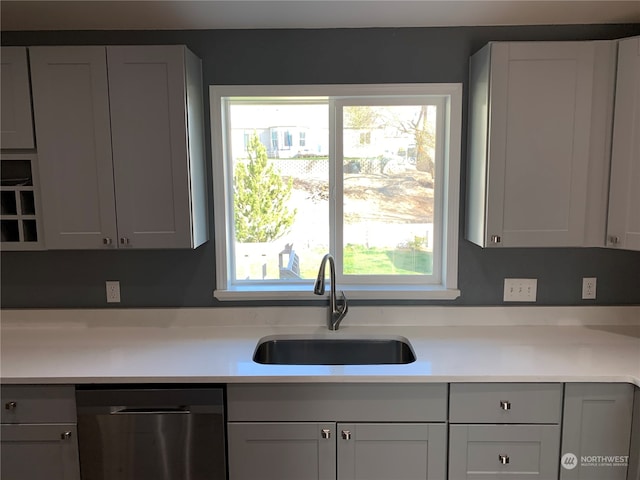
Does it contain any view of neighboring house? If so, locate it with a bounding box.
[233,125,417,164]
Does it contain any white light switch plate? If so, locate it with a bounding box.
[504,278,537,302]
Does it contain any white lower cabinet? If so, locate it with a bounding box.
[1,424,80,480]
[227,384,448,480]
[226,382,639,480]
[228,422,336,480]
[229,421,446,480]
[448,383,563,480]
[338,423,447,480]
[0,385,80,480]
[560,383,634,480]
[629,386,640,480]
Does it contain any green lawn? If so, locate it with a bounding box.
[343,244,432,275]
[240,244,433,280]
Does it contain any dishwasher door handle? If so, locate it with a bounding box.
[110,406,191,414]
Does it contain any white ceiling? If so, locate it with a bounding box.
[1,0,639,31]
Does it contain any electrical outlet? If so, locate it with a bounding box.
[582,277,597,300]
[106,281,121,303]
[503,278,537,302]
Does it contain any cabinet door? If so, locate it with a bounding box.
[228,422,336,480]
[449,424,560,480]
[337,423,446,480]
[485,41,615,247]
[560,383,634,480]
[107,46,195,249]
[628,386,640,480]
[0,424,81,480]
[607,36,640,251]
[1,47,35,149]
[29,46,118,249]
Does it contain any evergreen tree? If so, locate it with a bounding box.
[234,133,296,243]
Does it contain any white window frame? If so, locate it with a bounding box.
[210,84,462,301]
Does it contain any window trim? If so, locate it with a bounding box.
[210,84,462,301]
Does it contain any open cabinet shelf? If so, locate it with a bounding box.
[0,154,45,250]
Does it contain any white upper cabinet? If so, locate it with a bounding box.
[29,45,208,250]
[107,46,208,249]
[29,46,118,250]
[1,47,35,149]
[466,41,617,248]
[607,36,640,251]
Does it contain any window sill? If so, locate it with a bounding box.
[214,285,461,301]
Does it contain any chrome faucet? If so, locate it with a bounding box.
[313,254,349,330]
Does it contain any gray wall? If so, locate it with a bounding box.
[2,25,640,308]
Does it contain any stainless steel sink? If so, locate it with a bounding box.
[253,334,416,365]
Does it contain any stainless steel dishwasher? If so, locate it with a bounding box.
[76,386,226,480]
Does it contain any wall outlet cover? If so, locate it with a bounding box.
[106,281,121,303]
[582,277,597,300]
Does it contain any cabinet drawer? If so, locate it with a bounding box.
[1,385,76,424]
[449,424,560,480]
[449,383,562,424]
[228,383,447,422]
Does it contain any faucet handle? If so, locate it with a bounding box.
[338,291,349,315]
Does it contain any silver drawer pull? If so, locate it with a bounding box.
[321,429,331,439]
[5,401,17,410]
[500,400,511,410]
[120,237,130,245]
[103,237,112,246]
[342,430,351,440]
[499,454,509,465]
[60,431,72,440]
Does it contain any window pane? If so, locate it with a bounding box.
[342,105,437,276]
[228,101,329,282]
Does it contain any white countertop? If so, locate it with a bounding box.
[1,306,639,386]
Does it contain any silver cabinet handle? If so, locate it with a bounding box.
[498,454,509,465]
[60,431,72,440]
[120,237,129,245]
[321,429,331,439]
[500,400,511,410]
[341,430,351,440]
[608,235,620,245]
[5,401,17,410]
[103,237,112,246]
[491,235,501,244]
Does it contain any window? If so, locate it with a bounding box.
[210,84,462,300]
[359,131,371,145]
[284,130,293,148]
